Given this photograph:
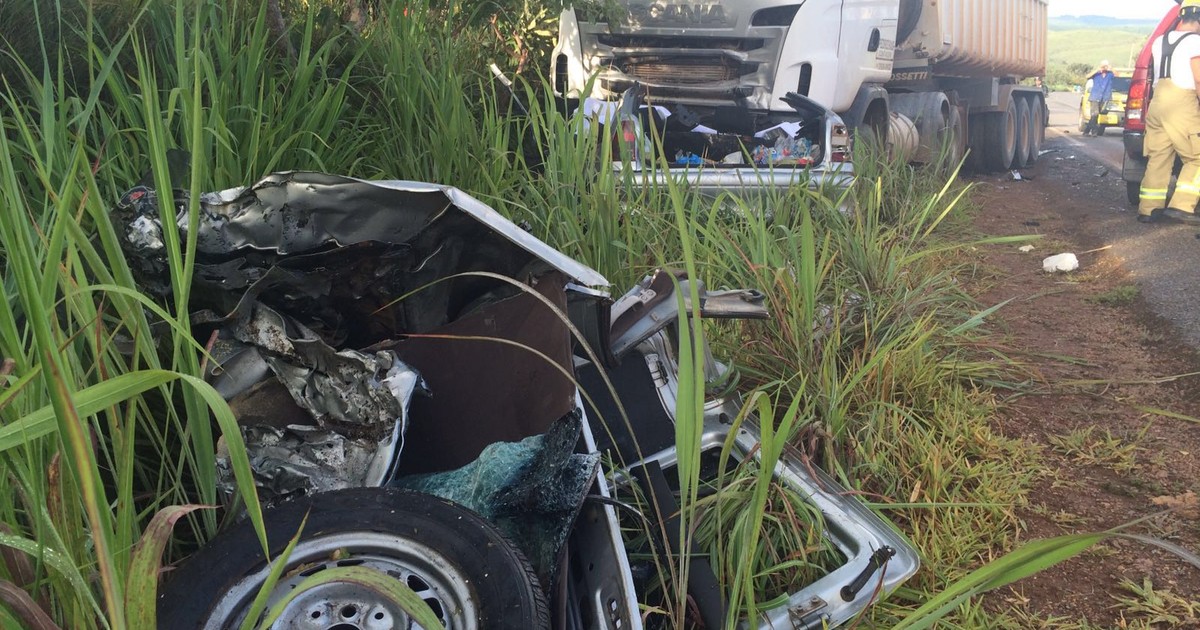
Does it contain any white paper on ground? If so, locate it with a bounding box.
[1042,253,1079,273]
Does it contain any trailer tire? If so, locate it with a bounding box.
[949,106,968,167]
[1027,97,1045,165]
[979,97,1018,172]
[1012,98,1031,169]
[966,113,986,172]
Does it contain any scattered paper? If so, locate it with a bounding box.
[754,121,803,139]
[1042,253,1079,273]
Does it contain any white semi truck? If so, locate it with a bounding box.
[552,0,1048,173]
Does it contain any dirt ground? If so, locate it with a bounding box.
[967,153,1200,626]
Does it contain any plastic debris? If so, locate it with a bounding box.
[1042,253,1079,273]
[1019,245,1035,252]
[1010,170,1023,181]
[752,135,817,166]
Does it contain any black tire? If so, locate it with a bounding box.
[1127,180,1141,206]
[158,488,550,630]
[966,111,988,172]
[1013,98,1031,168]
[1027,97,1045,165]
[980,97,1018,172]
[948,105,967,167]
[1097,126,1107,137]
[889,91,958,165]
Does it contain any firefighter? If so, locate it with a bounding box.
[1139,0,1200,224]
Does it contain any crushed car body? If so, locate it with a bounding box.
[113,171,917,629]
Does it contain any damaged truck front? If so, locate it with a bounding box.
[114,171,916,629]
[552,5,854,197]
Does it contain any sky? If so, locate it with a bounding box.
[1048,0,1179,20]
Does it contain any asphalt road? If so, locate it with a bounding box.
[1045,90,1125,173]
[1033,91,1200,350]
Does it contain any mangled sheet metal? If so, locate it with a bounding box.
[114,171,610,501]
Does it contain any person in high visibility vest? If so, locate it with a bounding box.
[1139,0,1200,224]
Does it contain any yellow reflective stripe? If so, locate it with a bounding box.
[1140,191,1169,199]
[1174,184,1200,194]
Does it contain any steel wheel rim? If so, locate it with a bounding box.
[206,531,479,630]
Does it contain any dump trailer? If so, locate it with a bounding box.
[553,0,1049,171]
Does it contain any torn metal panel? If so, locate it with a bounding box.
[114,171,610,501]
[211,306,426,500]
[116,172,607,287]
[116,173,610,353]
[608,269,769,359]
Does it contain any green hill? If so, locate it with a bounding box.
[1048,28,1153,70]
[1049,15,1158,31]
[1045,17,1161,89]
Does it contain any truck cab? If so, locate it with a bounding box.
[550,1,882,195]
[554,0,1049,174]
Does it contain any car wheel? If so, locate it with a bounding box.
[158,488,550,630]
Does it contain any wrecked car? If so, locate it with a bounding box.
[113,172,917,629]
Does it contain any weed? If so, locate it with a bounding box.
[1112,578,1199,627]
[1088,285,1139,306]
[1049,426,1141,473]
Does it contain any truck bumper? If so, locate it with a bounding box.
[622,164,856,198]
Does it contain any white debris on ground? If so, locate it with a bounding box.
[1042,253,1079,273]
[1019,245,1035,252]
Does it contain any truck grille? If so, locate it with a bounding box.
[615,57,749,85]
[597,34,764,51]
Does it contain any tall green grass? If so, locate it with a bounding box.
[0,1,1123,628]
[0,2,280,628]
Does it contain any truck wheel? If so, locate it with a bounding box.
[948,106,967,167]
[157,488,550,630]
[1026,97,1045,165]
[966,112,986,172]
[1012,98,1031,169]
[980,97,1018,172]
[889,91,955,164]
